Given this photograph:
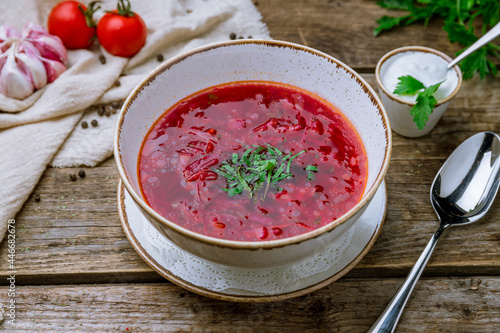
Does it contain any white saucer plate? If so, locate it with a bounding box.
[118,180,387,302]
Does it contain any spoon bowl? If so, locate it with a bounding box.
[432,131,500,226]
[368,131,500,333]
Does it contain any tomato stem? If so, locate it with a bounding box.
[78,1,101,28]
[115,0,135,17]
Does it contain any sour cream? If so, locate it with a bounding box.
[380,51,459,103]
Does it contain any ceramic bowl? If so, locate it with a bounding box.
[114,40,392,268]
[375,46,463,137]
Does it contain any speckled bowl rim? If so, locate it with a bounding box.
[375,46,463,106]
[114,39,392,250]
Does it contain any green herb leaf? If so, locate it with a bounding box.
[411,97,435,130]
[459,47,498,80]
[271,165,284,182]
[480,0,500,28]
[306,165,318,181]
[286,151,305,174]
[373,15,407,36]
[443,20,477,45]
[306,165,318,172]
[393,75,444,130]
[424,80,443,97]
[225,186,242,196]
[412,81,443,130]
[393,75,426,95]
[376,0,414,11]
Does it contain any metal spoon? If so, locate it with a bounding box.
[368,131,500,333]
[447,21,500,69]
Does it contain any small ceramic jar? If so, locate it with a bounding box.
[375,46,463,138]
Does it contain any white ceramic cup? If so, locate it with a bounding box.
[375,46,463,138]
[115,40,392,268]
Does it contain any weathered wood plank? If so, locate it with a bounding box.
[1,278,499,332]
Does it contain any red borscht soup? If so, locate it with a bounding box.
[138,81,367,242]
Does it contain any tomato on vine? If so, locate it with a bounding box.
[97,0,147,58]
[47,1,101,49]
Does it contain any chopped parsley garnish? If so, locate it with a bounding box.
[214,144,316,199]
[306,165,318,181]
[393,75,444,130]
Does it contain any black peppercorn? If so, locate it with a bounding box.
[156,54,164,62]
[34,194,40,202]
[81,121,88,129]
[229,32,236,40]
[99,55,106,64]
[91,119,98,127]
[78,169,86,178]
[97,105,105,116]
[69,174,77,181]
[114,80,121,87]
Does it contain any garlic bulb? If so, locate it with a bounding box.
[0,23,67,100]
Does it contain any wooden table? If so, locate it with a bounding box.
[2,1,500,331]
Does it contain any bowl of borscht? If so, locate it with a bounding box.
[114,40,392,268]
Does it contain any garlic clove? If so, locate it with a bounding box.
[16,41,47,89]
[0,25,21,42]
[0,41,10,53]
[0,25,21,53]
[23,23,68,64]
[0,44,34,99]
[0,47,9,71]
[22,22,48,40]
[41,57,66,83]
[29,34,68,64]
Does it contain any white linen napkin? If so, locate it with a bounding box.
[0,0,270,242]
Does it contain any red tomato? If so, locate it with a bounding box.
[96,1,147,58]
[47,1,100,49]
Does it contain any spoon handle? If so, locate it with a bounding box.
[448,21,500,69]
[367,226,447,333]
